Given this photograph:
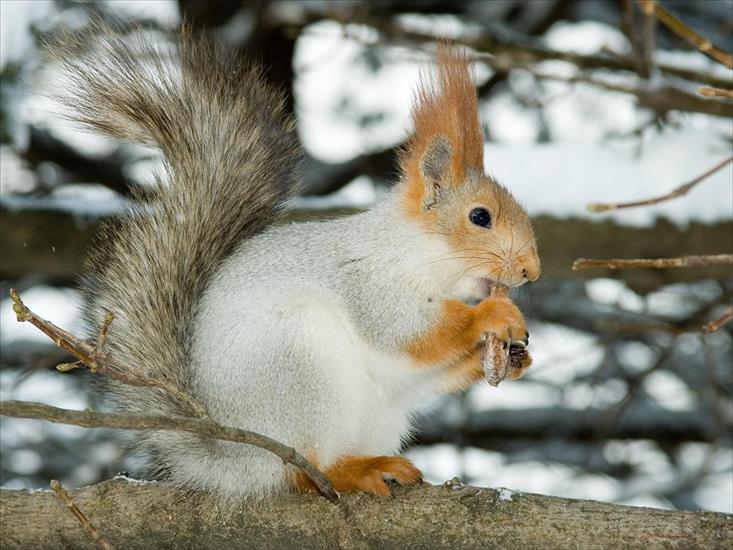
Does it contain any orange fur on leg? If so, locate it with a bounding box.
[441,347,484,393]
[405,297,527,367]
[290,455,423,497]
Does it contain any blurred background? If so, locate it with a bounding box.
[1,0,731,513]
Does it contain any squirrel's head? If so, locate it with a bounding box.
[399,46,540,288]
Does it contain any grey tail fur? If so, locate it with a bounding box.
[48,25,299,471]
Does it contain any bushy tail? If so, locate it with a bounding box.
[49,26,299,425]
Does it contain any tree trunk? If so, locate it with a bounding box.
[1,479,730,549]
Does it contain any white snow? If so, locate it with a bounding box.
[544,20,631,56]
[642,370,696,412]
[585,279,645,312]
[291,175,380,210]
[497,487,515,502]
[0,0,55,69]
[0,286,81,347]
[102,0,179,26]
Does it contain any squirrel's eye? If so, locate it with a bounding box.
[469,207,492,228]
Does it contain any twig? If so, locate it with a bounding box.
[642,0,733,69]
[50,479,115,550]
[587,155,733,212]
[572,254,733,271]
[2,401,339,503]
[9,289,208,418]
[621,0,646,77]
[703,306,733,333]
[699,86,733,100]
[637,0,656,78]
[522,68,733,118]
[96,312,114,351]
[316,12,733,88]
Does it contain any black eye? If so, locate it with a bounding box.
[469,207,492,228]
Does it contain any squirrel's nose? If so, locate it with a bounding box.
[521,262,541,282]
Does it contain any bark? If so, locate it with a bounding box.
[1,479,731,549]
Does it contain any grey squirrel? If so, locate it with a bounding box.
[52,26,540,498]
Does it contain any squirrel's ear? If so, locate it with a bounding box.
[400,45,484,212]
[419,135,452,209]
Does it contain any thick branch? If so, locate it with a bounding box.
[573,254,733,271]
[1,479,730,549]
[587,155,733,212]
[415,404,728,446]
[4,205,732,292]
[0,400,338,503]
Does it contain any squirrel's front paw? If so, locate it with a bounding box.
[474,297,528,350]
[506,342,532,380]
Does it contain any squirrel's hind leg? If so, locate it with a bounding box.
[290,455,423,497]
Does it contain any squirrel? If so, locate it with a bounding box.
[51,26,540,498]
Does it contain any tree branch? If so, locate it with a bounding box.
[325,14,733,118]
[703,306,733,333]
[587,154,733,213]
[50,480,114,550]
[415,403,728,446]
[643,0,733,69]
[1,479,730,549]
[0,400,338,503]
[573,254,733,271]
[316,11,733,88]
[638,0,657,78]
[699,86,733,100]
[9,289,207,419]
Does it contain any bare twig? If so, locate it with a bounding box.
[699,86,733,100]
[2,401,339,503]
[336,12,733,88]
[50,479,115,550]
[703,306,733,333]
[572,254,733,271]
[643,0,733,69]
[522,67,733,118]
[587,155,733,212]
[621,0,646,77]
[96,312,114,351]
[637,0,656,78]
[325,14,733,118]
[9,289,207,418]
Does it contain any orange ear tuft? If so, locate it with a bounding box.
[400,45,484,202]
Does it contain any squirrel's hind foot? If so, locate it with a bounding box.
[291,455,423,497]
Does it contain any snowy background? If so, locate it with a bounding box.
[1,0,731,513]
